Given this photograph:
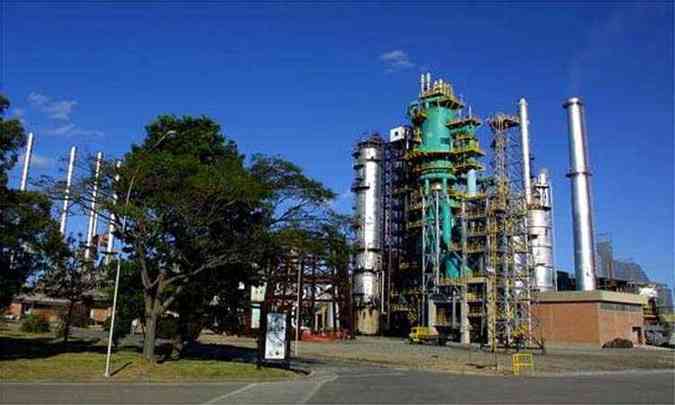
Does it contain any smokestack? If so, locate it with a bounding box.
[518,98,532,205]
[425,72,431,91]
[59,146,77,235]
[85,152,103,260]
[20,132,34,191]
[105,161,122,265]
[420,73,425,94]
[563,97,596,291]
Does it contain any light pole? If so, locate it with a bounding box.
[295,259,302,357]
[104,130,175,377]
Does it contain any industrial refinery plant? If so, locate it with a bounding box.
[351,73,674,349]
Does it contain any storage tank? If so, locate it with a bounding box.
[351,134,384,334]
[529,169,555,291]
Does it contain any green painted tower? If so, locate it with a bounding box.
[406,73,484,323]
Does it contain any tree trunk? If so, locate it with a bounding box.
[143,304,159,361]
[63,300,74,345]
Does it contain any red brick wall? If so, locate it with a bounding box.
[533,301,645,346]
[597,307,643,345]
[533,302,600,345]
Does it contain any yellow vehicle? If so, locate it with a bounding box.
[408,326,447,346]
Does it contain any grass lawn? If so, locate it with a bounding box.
[0,325,296,382]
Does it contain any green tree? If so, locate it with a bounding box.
[0,94,64,310]
[64,115,267,361]
[51,114,341,362]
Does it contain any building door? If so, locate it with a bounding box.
[632,327,643,345]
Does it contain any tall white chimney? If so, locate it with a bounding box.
[59,146,77,236]
[105,161,121,265]
[85,152,103,260]
[563,97,596,291]
[518,98,532,205]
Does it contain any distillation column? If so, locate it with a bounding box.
[519,98,556,291]
[352,135,384,334]
[529,169,555,291]
[563,97,596,291]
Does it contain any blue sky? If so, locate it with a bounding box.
[2,1,673,287]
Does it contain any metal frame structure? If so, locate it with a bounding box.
[485,113,533,351]
[267,253,351,335]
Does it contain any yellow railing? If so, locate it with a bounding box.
[512,353,534,376]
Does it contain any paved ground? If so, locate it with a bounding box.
[201,334,675,375]
[2,364,673,404]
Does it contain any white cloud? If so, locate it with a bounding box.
[70,127,104,137]
[380,50,415,71]
[44,100,77,120]
[27,92,49,106]
[46,123,76,136]
[45,123,103,138]
[26,91,102,137]
[28,92,77,121]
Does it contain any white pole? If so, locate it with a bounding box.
[60,146,77,236]
[105,174,136,378]
[20,132,34,191]
[85,152,103,260]
[104,215,125,378]
[295,260,302,357]
[105,161,121,266]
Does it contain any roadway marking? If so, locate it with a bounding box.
[299,376,338,404]
[202,383,257,404]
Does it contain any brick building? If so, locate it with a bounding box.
[533,290,647,347]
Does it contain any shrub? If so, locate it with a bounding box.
[602,337,633,349]
[20,314,50,333]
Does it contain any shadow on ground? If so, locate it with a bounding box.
[0,336,105,361]
[0,332,272,368]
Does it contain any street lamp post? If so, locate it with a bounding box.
[104,130,175,377]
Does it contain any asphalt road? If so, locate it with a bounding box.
[1,366,673,404]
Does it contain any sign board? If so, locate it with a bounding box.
[251,284,266,303]
[251,307,261,329]
[264,312,287,360]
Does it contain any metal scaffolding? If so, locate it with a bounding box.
[267,252,351,336]
[485,113,533,351]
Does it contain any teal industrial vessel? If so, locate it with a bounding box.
[406,73,484,291]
